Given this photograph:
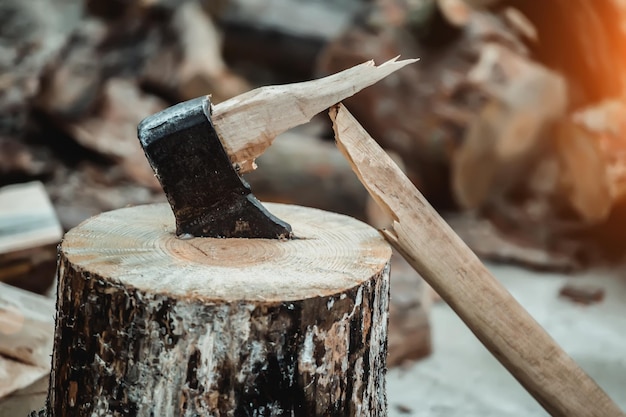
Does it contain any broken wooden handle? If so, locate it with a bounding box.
[135,58,420,239]
[330,104,625,417]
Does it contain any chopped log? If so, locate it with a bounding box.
[0,0,82,137]
[571,99,626,213]
[445,211,582,271]
[45,203,391,416]
[35,20,106,121]
[0,181,62,293]
[0,282,55,399]
[173,1,250,102]
[217,0,363,81]
[451,43,567,209]
[63,78,167,190]
[0,282,55,369]
[0,139,56,184]
[501,0,626,104]
[0,376,47,417]
[317,5,530,207]
[552,119,612,224]
[330,103,625,417]
[46,163,167,231]
[0,359,47,400]
[139,0,250,104]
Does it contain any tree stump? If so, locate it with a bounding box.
[46,202,392,417]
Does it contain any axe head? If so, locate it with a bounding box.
[138,95,292,239]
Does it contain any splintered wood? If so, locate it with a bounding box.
[330,103,625,417]
[212,57,417,172]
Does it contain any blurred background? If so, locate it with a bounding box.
[1,0,626,415]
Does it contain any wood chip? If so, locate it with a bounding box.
[559,283,605,305]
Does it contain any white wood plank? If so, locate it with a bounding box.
[0,181,62,255]
[0,282,55,368]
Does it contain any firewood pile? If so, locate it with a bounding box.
[319,0,626,270]
[4,0,626,273]
[2,0,626,348]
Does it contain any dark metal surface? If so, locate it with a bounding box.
[138,95,292,239]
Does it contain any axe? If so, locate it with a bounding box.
[137,58,624,417]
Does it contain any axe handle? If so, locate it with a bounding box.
[330,104,624,417]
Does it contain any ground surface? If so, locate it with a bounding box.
[387,263,626,416]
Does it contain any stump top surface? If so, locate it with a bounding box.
[61,203,391,302]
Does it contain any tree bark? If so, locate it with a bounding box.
[45,203,391,417]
